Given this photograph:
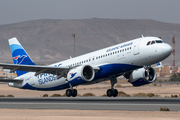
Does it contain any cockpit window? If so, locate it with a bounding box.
[147,41,151,46]
[151,41,155,45]
[155,40,163,43]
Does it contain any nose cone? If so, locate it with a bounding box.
[161,43,172,58]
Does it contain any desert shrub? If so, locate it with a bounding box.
[77,94,81,97]
[133,93,146,97]
[160,106,170,111]
[43,94,48,97]
[115,84,122,88]
[61,93,66,97]
[82,93,95,97]
[101,94,107,97]
[61,93,81,97]
[118,91,131,97]
[0,95,6,97]
[6,95,14,97]
[169,73,180,82]
[171,94,178,98]
[147,93,155,97]
[50,93,61,97]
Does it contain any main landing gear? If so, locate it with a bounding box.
[66,83,77,97]
[106,78,118,97]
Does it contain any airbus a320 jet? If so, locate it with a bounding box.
[0,36,172,97]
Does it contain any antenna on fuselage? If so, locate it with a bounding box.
[141,35,144,38]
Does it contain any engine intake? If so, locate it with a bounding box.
[128,67,156,86]
[67,65,95,82]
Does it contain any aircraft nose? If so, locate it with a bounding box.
[161,43,172,57]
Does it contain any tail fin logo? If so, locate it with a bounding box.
[13,55,27,64]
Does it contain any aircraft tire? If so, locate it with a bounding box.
[66,89,72,97]
[112,89,118,97]
[72,89,77,97]
[107,89,113,97]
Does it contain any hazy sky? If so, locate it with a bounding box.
[0,0,180,25]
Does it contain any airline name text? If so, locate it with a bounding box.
[37,63,62,85]
[106,42,133,52]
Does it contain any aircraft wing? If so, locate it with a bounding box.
[0,78,23,83]
[0,63,69,76]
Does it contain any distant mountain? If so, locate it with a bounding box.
[0,18,179,65]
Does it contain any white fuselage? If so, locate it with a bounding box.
[11,36,171,90]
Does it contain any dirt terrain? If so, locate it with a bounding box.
[0,82,180,120]
[0,82,179,97]
[0,109,180,120]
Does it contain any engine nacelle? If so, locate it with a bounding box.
[67,65,95,82]
[128,67,156,86]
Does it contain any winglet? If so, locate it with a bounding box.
[153,62,162,69]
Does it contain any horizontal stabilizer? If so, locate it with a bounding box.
[0,78,23,83]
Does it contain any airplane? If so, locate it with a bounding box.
[0,36,172,97]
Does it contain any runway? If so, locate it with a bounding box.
[0,97,180,111]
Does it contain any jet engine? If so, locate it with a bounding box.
[128,67,156,86]
[67,65,95,82]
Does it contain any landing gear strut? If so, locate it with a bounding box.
[66,83,77,97]
[106,78,118,97]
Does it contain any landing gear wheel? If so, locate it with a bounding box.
[107,89,113,97]
[72,89,77,97]
[107,89,118,97]
[66,89,72,97]
[112,89,118,97]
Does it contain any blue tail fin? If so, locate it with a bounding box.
[9,37,35,76]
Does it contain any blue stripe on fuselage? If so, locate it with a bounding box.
[94,63,141,80]
[21,63,142,91]
[21,77,86,91]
